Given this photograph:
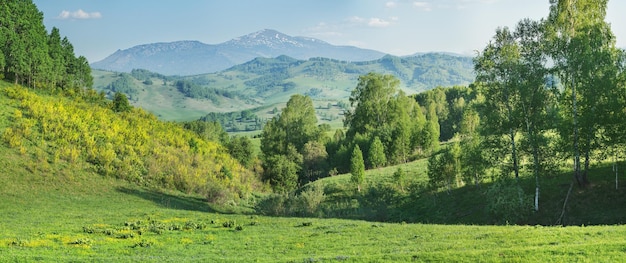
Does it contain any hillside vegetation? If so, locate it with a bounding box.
[2,134,626,262]
[92,53,473,122]
[0,80,261,202]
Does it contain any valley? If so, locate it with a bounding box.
[92,53,474,125]
[3,0,626,262]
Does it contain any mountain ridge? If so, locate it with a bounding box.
[91,29,387,76]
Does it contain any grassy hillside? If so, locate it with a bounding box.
[291,150,626,226]
[92,70,255,121]
[0,81,261,201]
[2,143,626,262]
[3,81,626,261]
[92,53,474,123]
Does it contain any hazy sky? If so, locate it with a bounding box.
[33,0,626,63]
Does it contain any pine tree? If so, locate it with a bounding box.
[350,145,365,192]
[368,136,386,169]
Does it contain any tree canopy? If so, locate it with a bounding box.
[0,0,92,91]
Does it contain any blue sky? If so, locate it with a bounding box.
[33,0,626,63]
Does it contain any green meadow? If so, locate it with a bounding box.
[2,141,626,262]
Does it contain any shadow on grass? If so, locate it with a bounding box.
[116,187,216,213]
[308,163,626,226]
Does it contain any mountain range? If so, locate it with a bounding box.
[92,53,475,122]
[91,29,387,76]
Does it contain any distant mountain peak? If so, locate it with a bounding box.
[226,29,307,48]
[92,29,386,75]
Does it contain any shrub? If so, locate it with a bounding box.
[222,220,235,228]
[205,184,234,205]
[486,179,532,224]
[255,194,288,216]
[296,184,325,216]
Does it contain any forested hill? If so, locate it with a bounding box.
[0,1,92,92]
[219,53,474,92]
[92,53,474,122]
[0,1,262,200]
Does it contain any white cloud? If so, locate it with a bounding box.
[386,1,397,8]
[305,22,343,38]
[348,16,366,24]
[413,1,432,11]
[368,18,391,28]
[58,9,102,20]
[346,16,393,28]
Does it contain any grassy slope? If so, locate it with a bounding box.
[2,82,626,261]
[2,148,626,262]
[92,70,255,121]
[309,156,626,225]
[92,70,347,129]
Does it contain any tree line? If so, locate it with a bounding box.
[424,0,625,221]
[0,0,92,93]
[257,0,626,223]
[259,73,442,192]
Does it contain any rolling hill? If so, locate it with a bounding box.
[90,29,386,76]
[93,53,474,122]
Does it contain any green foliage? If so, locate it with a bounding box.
[261,94,326,191]
[175,80,243,103]
[107,73,138,99]
[182,120,229,143]
[546,0,623,186]
[112,92,132,113]
[0,2,92,90]
[392,167,406,190]
[227,136,255,168]
[486,180,532,224]
[200,110,263,132]
[343,72,430,167]
[0,85,258,202]
[301,141,329,184]
[460,136,488,187]
[262,154,300,193]
[350,145,365,191]
[368,136,386,169]
[255,183,325,217]
[130,69,168,82]
[297,184,326,216]
[427,145,461,193]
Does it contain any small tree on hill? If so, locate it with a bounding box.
[112,92,132,113]
[393,167,406,191]
[428,144,461,194]
[368,136,386,169]
[350,145,365,192]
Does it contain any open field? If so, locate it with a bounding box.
[2,143,626,262]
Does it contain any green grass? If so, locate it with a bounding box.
[3,81,626,261]
[2,146,626,262]
[3,136,626,262]
[92,70,256,121]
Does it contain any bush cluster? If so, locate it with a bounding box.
[255,184,326,217]
[1,86,259,201]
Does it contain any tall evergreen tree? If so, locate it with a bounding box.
[368,136,386,169]
[350,145,365,192]
[47,27,65,89]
